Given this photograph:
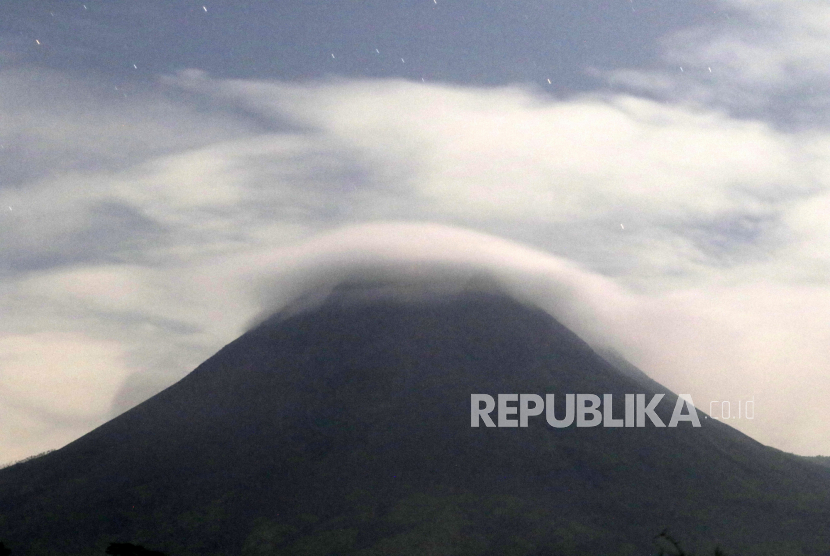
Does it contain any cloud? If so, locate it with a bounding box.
[0,333,126,418]
[172,73,829,281]
[0,332,126,466]
[605,0,830,125]
[0,68,261,186]
[2,63,830,462]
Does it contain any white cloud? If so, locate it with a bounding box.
[272,81,807,218]
[0,404,91,468]
[173,75,829,282]
[606,0,830,123]
[0,333,127,417]
[602,283,830,454]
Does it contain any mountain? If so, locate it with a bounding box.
[1,280,830,555]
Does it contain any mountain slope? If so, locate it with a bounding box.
[1,284,829,555]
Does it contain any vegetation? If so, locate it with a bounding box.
[801,455,830,469]
[106,543,168,556]
[0,532,730,555]
[0,450,55,471]
[654,530,726,556]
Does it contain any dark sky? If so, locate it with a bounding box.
[2,1,720,89]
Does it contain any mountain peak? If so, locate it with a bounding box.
[260,265,517,326]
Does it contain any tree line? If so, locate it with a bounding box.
[0,533,728,555]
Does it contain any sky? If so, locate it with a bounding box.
[1,0,830,464]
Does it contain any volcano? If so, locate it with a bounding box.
[1,280,829,555]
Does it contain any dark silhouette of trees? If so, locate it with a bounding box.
[105,542,167,556]
[0,532,732,555]
[654,530,727,556]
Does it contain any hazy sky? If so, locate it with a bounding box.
[2,0,830,464]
